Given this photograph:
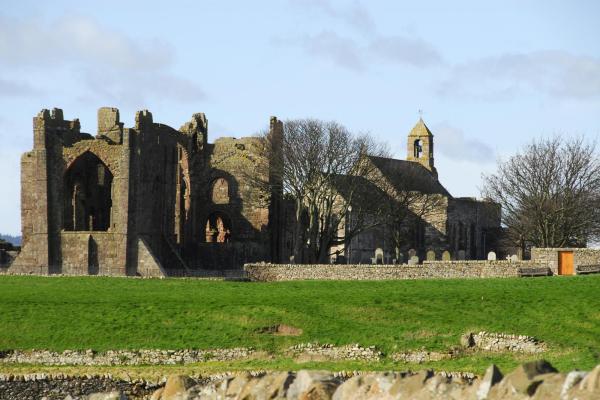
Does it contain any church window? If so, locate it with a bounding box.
[211,177,230,204]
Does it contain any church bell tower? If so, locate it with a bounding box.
[407,118,437,178]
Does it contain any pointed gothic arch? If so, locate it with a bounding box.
[64,151,113,231]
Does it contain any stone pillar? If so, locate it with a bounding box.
[12,110,55,273]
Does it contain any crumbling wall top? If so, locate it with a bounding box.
[97,107,124,143]
[135,109,153,130]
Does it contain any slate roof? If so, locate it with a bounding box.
[330,174,391,211]
[368,155,451,197]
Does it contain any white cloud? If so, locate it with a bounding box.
[282,1,442,71]
[0,14,170,71]
[279,30,442,72]
[437,50,600,101]
[299,31,365,71]
[0,14,205,104]
[433,123,495,164]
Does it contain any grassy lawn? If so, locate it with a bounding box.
[0,275,599,374]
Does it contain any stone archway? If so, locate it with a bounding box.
[64,151,113,231]
[205,212,232,243]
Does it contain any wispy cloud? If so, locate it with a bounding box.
[280,1,442,71]
[368,36,442,68]
[79,69,206,106]
[0,15,170,70]
[437,51,600,101]
[289,0,375,34]
[433,123,495,164]
[0,14,205,104]
[296,31,365,71]
[0,78,40,97]
[276,30,442,71]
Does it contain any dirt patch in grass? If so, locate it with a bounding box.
[257,324,303,336]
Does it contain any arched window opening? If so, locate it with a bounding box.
[211,177,229,204]
[64,152,113,231]
[414,139,423,158]
[410,219,426,249]
[205,212,232,243]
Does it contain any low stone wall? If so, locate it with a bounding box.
[0,348,255,366]
[0,344,382,366]
[461,331,546,354]
[285,343,382,362]
[162,269,247,279]
[532,247,600,274]
[243,260,547,282]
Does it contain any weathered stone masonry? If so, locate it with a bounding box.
[243,260,548,281]
[10,108,285,276]
[531,247,600,275]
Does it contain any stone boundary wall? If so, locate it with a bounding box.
[285,343,382,362]
[0,344,381,366]
[243,260,547,282]
[532,247,600,275]
[0,348,254,366]
[162,269,247,278]
[462,332,546,354]
[0,267,246,279]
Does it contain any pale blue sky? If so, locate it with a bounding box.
[1,1,599,235]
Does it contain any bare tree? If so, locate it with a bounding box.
[366,157,447,261]
[482,136,600,249]
[257,118,388,263]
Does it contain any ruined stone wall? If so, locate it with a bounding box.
[197,134,275,268]
[136,237,166,277]
[129,113,198,273]
[12,110,76,273]
[531,247,600,274]
[10,108,138,276]
[59,232,128,275]
[447,198,500,260]
[243,260,545,281]
[9,107,285,275]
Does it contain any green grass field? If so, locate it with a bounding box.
[0,275,599,374]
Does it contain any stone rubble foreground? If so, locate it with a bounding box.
[1,360,599,399]
[149,361,600,400]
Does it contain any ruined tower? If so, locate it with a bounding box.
[406,118,437,178]
[10,107,286,276]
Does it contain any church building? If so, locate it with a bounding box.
[9,108,500,276]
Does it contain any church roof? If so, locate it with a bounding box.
[368,155,450,196]
[408,118,434,137]
[330,174,391,211]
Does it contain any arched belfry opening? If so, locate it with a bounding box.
[407,118,438,178]
[205,212,232,243]
[64,152,113,231]
[414,139,423,158]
